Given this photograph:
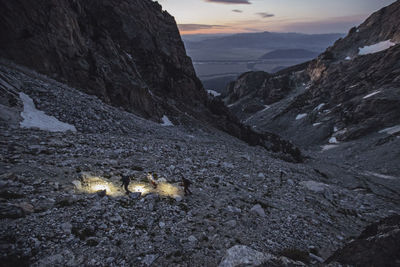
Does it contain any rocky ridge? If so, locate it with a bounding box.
[224,0,400,148]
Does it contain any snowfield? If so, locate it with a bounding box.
[19,92,77,132]
[358,40,396,55]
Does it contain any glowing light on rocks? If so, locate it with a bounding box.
[91,184,110,192]
[73,173,183,199]
[157,182,181,198]
[131,184,150,195]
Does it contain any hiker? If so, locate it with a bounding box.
[121,175,131,194]
[280,170,286,186]
[147,172,158,189]
[181,176,192,196]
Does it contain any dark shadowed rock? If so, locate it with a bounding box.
[0,204,25,219]
[96,189,106,197]
[0,0,205,120]
[327,215,400,267]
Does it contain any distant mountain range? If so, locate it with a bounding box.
[185,32,344,53]
[259,49,320,60]
[184,31,344,83]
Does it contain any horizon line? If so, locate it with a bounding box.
[180,30,347,36]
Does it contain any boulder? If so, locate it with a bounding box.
[96,189,107,197]
[250,204,266,217]
[129,192,141,199]
[219,245,272,267]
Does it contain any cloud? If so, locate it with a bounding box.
[278,15,366,34]
[232,9,243,13]
[256,12,275,18]
[205,0,251,4]
[178,24,229,31]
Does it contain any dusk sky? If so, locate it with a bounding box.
[158,0,396,35]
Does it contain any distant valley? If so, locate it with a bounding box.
[182,32,344,92]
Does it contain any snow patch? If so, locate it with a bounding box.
[125,52,133,60]
[313,123,322,127]
[359,40,396,55]
[207,90,221,97]
[364,171,398,180]
[321,144,338,151]
[314,103,325,111]
[296,113,307,120]
[160,115,174,127]
[363,90,381,99]
[19,92,77,132]
[147,88,154,97]
[244,105,270,123]
[379,125,400,135]
[329,137,339,144]
[255,105,271,115]
[345,56,351,60]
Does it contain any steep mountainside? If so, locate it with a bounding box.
[327,215,400,266]
[224,0,400,150]
[0,0,201,119]
[0,0,301,161]
[0,0,217,121]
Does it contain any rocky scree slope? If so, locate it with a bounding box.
[0,0,302,162]
[223,0,400,148]
[1,61,400,266]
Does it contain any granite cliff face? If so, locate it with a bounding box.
[0,0,302,161]
[224,0,400,147]
[0,0,204,119]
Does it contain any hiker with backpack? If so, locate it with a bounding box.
[147,172,158,189]
[181,175,192,196]
[120,174,131,194]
